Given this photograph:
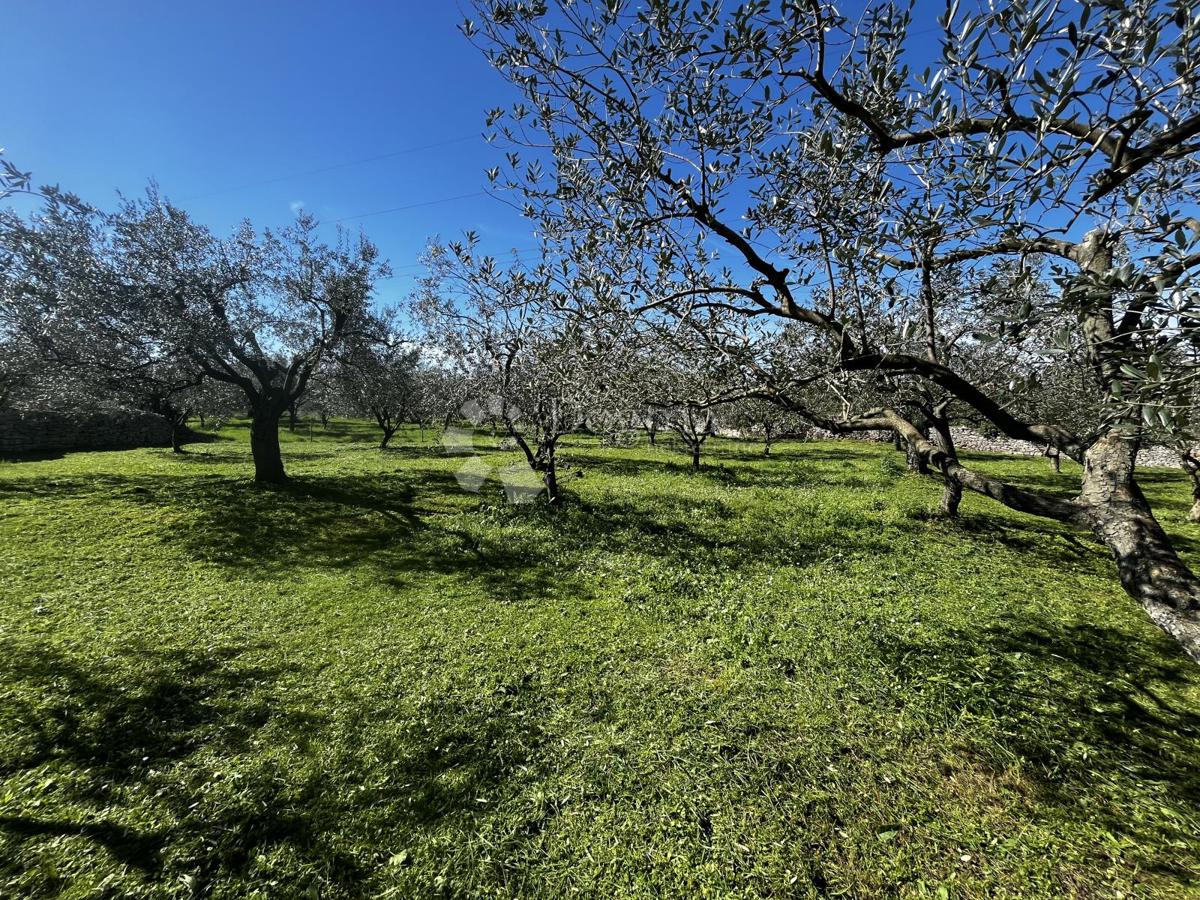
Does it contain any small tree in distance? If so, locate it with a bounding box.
[418,236,629,504]
[338,317,423,450]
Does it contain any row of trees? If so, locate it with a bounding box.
[455,0,1200,661]
[0,189,393,480]
[0,188,779,487]
[5,0,1200,662]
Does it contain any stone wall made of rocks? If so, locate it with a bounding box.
[0,407,174,455]
[948,427,1187,469]
[726,423,1187,469]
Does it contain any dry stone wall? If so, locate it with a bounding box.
[733,423,1186,469]
[0,407,173,455]
[947,427,1187,468]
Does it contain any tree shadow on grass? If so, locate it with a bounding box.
[959,450,1196,505]
[295,420,382,443]
[0,468,584,606]
[0,640,553,896]
[873,615,1200,887]
[0,450,67,463]
[178,448,346,464]
[571,444,897,492]
[564,490,901,570]
[0,815,166,873]
[566,462,1118,576]
[0,643,315,783]
[929,510,1116,573]
[380,442,444,458]
[361,687,549,830]
[0,643,327,884]
[937,459,1200,561]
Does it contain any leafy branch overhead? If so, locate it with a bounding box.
[465,0,1200,661]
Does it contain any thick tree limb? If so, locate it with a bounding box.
[840,353,1088,461]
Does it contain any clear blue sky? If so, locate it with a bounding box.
[0,1,533,304]
[2,0,1045,307]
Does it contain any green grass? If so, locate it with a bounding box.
[1,421,1198,898]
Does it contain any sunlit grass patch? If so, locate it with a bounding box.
[1,426,1198,898]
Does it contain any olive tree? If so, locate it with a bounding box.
[111,193,385,482]
[184,377,246,431]
[726,397,811,456]
[0,192,205,449]
[1,187,384,480]
[338,321,423,449]
[418,237,629,504]
[638,323,738,469]
[469,0,1200,660]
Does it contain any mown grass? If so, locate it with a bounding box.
[1,420,1198,898]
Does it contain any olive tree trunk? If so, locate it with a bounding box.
[1080,433,1200,660]
[377,412,398,450]
[930,416,961,518]
[1178,449,1200,523]
[543,448,561,505]
[167,410,189,454]
[250,403,287,484]
[507,424,564,506]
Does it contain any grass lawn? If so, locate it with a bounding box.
[1,421,1198,898]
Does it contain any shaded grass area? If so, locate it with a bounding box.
[0,426,1198,898]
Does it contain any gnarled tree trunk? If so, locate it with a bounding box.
[376,412,398,450]
[929,415,961,518]
[506,421,563,506]
[1178,448,1200,523]
[1080,432,1200,661]
[250,401,287,484]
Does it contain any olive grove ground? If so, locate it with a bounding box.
[0,422,1197,898]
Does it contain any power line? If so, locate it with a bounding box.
[386,244,543,270]
[182,134,479,201]
[333,190,487,223]
[381,244,544,279]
